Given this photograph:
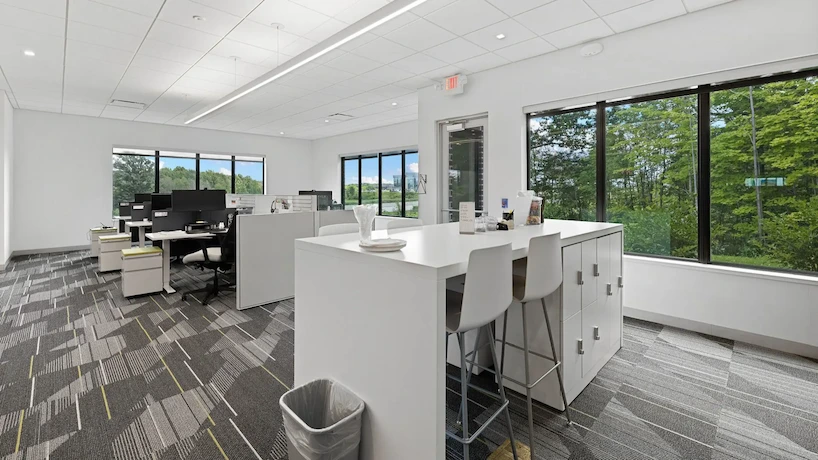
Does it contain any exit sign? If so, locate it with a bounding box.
[441,74,467,95]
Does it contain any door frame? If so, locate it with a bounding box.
[438,115,488,223]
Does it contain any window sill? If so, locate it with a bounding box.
[624,255,818,287]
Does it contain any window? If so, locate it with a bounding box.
[528,108,597,222]
[606,95,698,258]
[235,156,264,194]
[112,149,155,216]
[526,69,818,274]
[199,153,232,191]
[710,77,818,272]
[341,150,419,218]
[159,151,196,192]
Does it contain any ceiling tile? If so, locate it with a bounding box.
[0,3,66,37]
[227,19,298,51]
[280,36,316,57]
[426,0,506,36]
[351,38,414,64]
[18,99,62,112]
[131,54,193,76]
[369,12,419,36]
[189,0,262,17]
[338,32,378,51]
[603,0,686,32]
[319,83,365,99]
[455,52,509,73]
[514,0,598,35]
[389,52,447,74]
[395,75,436,89]
[198,53,273,77]
[67,21,143,52]
[185,65,254,87]
[384,18,456,52]
[69,0,153,37]
[100,105,143,120]
[248,0,331,37]
[88,0,164,17]
[493,37,556,61]
[66,39,133,65]
[410,0,457,17]
[682,0,732,12]
[324,52,382,74]
[304,18,347,42]
[543,18,613,48]
[300,65,356,86]
[365,65,415,84]
[0,0,67,18]
[423,38,487,63]
[334,0,389,23]
[290,0,359,16]
[463,18,535,51]
[485,0,554,16]
[583,0,650,15]
[158,0,243,36]
[135,110,179,123]
[139,39,206,64]
[62,104,104,116]
[422,64,462,80]
[0,22,65,64]
[177,74,237,93]
[147,20,222,52]
[211,38,276,64]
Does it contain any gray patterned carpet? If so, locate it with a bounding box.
[0,250,816,459]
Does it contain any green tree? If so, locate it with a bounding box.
[112,155,154,215]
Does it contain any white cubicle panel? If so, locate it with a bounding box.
[227,194,317,215]
[236,212,316,310]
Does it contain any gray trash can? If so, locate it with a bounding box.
[280,379,365,460]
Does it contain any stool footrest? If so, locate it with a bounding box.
[495,338,556,362]
[446,372,502,401]
[502,361,561,389]
[445,400,509,444]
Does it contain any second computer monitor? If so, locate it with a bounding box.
[134,193,152,202]
[151,193,172,210]
[172,190,226,212]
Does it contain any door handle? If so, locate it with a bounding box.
[594,326,601,341]
[578,270,584,285]
[618,276,623,288]
[578,339,584,355]
[593,263,599,277]
[607,283,613,296]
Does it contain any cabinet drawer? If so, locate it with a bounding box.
[122,254,162,271]
[562,309,583,393]
[122,268,162,297]
[581,300,607,376]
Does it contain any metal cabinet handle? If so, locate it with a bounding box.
[606,283,613,296]
[578,339,584,355]
[594,326,601,341]
[618,276,623,288]
[578,270,584,285]
[593,263,599,277]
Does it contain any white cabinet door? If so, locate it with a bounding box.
[581,239,597,309]
[562,309,583,394]
[581,299,607,376]
[596,234,611,303]
[562,243,582,320]
[608,232,623,349]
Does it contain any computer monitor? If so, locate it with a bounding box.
[151,193,172,210]
[171,190,226,212]
[134,193,152,202]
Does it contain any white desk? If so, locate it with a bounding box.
[126,220,152,247]
[294,221,623,460]
[146,230,215,294]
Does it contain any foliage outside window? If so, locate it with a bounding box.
[112,150,155,216]
[159,152,196,193]
[527,70,818,274]
[341,150,419,218]
[234,158,264,194]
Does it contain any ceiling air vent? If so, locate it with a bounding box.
[326,113,354,122]
[109,99,147,110]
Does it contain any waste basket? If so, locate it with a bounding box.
[280,379,365,460]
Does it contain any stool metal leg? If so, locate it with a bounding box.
[499,310,509,377]
[457,333,470,460]
[485,324,519,460]
[520,302,536,457]
[457,329,481,427]
[542,298,572,425]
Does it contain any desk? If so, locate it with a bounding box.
[295,220,623,459]
[126,220,152,247]
[146,230,215,294]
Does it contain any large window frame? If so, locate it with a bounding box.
[341,149,418,218]
[527,68,818,276]
[112,149,265,195]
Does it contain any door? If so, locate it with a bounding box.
[439,117,487,223]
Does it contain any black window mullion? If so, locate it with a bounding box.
[340,158,346,208]
[154,151,160,193]
[697,91,711,264]
[595,103,606,222]
[401,150,407,217]
[231,155,236,193]
[378,153,383,215]
[195,154,200,190]
[357,157,362,205]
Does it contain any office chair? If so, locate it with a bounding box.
[180,217,236,305]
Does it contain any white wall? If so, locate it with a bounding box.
[311,120,418,201]
[415,0,818,354]
[13,110,312,251]
[0,91,12,265]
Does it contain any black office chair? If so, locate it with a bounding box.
[180,216,236,305]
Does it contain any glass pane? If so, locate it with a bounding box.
[710,77,818,272]
[446,126,484,222]
[360,156,378,207]
[606,95,699,258]
[112,154,155,216]
[381,154,402,216]
[159,156,195,192]
[200,158,232,191]
[343,158,359,209]
[528,108,596,222]
[235,161,264,194]
[405,151,419,218]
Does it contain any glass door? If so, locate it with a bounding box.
[440,117,487,222]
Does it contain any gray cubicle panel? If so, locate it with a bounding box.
[130,202,152,242]
[236,212,316,310]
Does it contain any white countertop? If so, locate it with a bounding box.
[296,220,622,279]
[126,221,152,227]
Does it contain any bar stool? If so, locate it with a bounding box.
[445,243,518,460]
[499,233,571,457]
[317,223,359,236]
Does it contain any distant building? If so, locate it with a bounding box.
[394,172,419,190]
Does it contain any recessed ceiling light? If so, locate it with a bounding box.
[280,131,285,135]
[391,102,398,106]
[495,33,506,40]
[324,119,330,123]
[192,15,205,21]
[23,50,35,57]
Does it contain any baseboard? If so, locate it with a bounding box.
[624,306,818,359]
[0,253,11,271]
[3,245,90,270]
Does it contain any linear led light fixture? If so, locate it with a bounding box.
[185,0,429,125]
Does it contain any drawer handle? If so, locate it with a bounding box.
[578,270,584,285]
[618,276,623,288]
[593,263,599,277]
[594,326,601,341]
[578,339,584,355]
[606,283,612,296]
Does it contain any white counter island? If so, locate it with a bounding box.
[294,220,624,459]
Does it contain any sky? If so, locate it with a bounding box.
[345,153,418,185]
[160,156,263,180]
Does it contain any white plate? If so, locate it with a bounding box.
[359,238,407,252]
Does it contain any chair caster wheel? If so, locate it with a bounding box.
[181,294,187,301]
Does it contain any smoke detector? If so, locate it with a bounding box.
[580,42,604,57]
